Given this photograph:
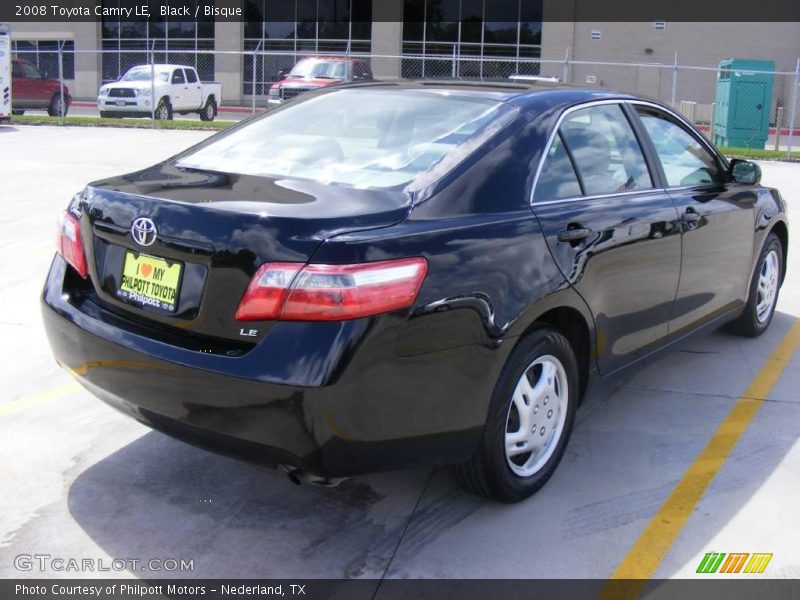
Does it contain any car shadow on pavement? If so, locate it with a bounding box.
[66,429,450,579]
[67,311,799,579]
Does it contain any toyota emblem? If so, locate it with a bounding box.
[131,217,157,247]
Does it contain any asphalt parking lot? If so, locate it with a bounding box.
[0,124,798,581]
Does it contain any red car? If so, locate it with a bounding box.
[267,57,372,106]
[11,58,71,116]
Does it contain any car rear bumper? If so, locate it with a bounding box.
[42,256,501,477]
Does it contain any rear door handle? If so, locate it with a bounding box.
[557,227,593,242]
[681,208,701,223]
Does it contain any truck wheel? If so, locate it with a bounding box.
[155,99,173,121]
[199,98,216,122]
[454,327,579,503]
[47,93,68,117]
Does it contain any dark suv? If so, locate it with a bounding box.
[267,57,372,106]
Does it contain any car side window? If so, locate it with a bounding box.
[559,104,653,196]
[21,62,41,78]
[185,69,198,83]
[636,108,725,187]
[171,69,185,84]
[12,62,23,77]
[332,62,346,79]
[534,133,582,201]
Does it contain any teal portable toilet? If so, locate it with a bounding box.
[713,59,774,149]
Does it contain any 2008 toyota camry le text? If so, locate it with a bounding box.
[42,81,789,502]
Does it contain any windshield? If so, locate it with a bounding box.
[175,89,516,189]
[288,59,348,80]
[121,67,170,82]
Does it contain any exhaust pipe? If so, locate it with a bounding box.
[280,465,347,488]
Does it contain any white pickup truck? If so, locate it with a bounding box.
[98,64,221,121]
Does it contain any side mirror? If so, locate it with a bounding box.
[276,70,286,80]
[41,71,49,79]
[729,159,761,185]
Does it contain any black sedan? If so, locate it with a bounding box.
[42,82,788,503]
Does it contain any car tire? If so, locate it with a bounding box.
[454,327,579,503]
[99,111,115,119]
[47,93,68,117]
[12,109,24,116]
[155,98,173,121]
[199,98,216,122]
[727,232,783,337]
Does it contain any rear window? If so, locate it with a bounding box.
[175,89,516,189]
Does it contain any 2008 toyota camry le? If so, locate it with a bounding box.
[42,81,789,503]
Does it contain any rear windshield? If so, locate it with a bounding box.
[175,89,516,189]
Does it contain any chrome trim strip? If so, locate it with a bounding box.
[529,98,727,207]
[531,188,659,207]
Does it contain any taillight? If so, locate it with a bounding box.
[235,258,428,322]
[56,211,88,278]
[234,262,303,321]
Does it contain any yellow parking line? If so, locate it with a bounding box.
[599,318,800,598]
[0,382,81,418]
[0,359,179,419]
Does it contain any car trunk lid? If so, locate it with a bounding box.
[79,162,410,346]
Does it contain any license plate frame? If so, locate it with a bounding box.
[117,251,183,313]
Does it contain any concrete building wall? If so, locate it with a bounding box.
[370,0,404,79]
[541,15,800,110]
[214,20,244,104]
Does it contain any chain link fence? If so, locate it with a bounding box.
[9,44,800,156]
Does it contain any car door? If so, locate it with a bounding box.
[532,102,682,374]
[631,104,757,337]
[169,68,185,109]
[14,60,47,107]
[183,68,202,108]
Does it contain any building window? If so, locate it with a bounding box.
[401,0,542,79]
[12,40,75,79]
[100,0,215,83]
[243,0,373,95]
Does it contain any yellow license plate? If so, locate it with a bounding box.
[118,251,182,312]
